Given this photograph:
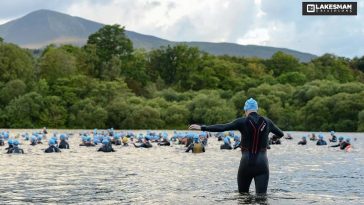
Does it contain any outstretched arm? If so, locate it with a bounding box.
[268,119,284,138]
[189,119,241,132]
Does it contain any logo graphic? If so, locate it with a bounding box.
[302,2,357,15]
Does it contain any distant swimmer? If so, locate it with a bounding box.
[45,139,61,153]
[233,135,241,149]
[285,133,293,140]
[329,131,337,142]
[98,139,115,152]
[30,135,37,146]
[215,132,224,141]
[310,133,317,141]
[133,137,152,148]
[221,136,233,150]
[58,134,70,149]
[0,135,4,146]
[189,98,284,194]
[316,134,327,146]
[80,134,95,146]
[298,136,307,145]
[7,140,24,154]
[122,135,129,146]
[111,133,122,145]
[340,138,351,150]
[5,139,14,151]
[158,132,171,146]
[269,135,281,145]
[330,136,344,148]
[185,134,205,153]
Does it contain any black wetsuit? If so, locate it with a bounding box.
[45,145,61,153]
[201,112,284,194]
[340,142,350,150]
[269,139,281,145]
[330,135,337,142]
[330,141,343,147]
[158,140,171,146]
[316,140,327,146]
[298,140,307,145]
[5,144,13,150]
[112,140,121,145]
[7,146,24,154]
[98,144,115,152]
[58,140,70,149]
[220,143,233,150]
[134,142,152,148]
[0,140,4,146]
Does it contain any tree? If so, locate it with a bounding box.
[265,51,300,76]
[85,24,133,78]
[0,79,27,105]
[39,96,67,128]
[69,98,108,128]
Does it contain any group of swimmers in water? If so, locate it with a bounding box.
[0,128,354,155]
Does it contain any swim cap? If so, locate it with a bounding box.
[8,139,13,145]
[339,136,344,141]
[302,136,307,139]
[193,134,199,143]
[102,139,109,145]
[346,138,351,142]
[229,131,234,136]
[330,131,335,135]
[49,139,56,145]
[318,134,324,139]
[145,136,150,141]
[243,98,258,111]
[224,136,231,144]
[234,135,240,141]
[60,134,66,140]
[13,140,19,145]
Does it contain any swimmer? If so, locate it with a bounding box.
[7,139,24,154]
[284,133,293,140]
[269,135,281,145]
[316,134,327,146]
[5,139,14,151]
[330,136,344,148]
[158,132,171,146]
[233,135,241,149]
[310,133,317,141]
[189,98,284,194]
[122,136,129,146]
[298,136,307,145]
[221,136,233,150]
[329,131,337,142]
[30,135,37,145]
[112,133,122,145]
[133,137,152,148]
[0,135,4,146]
[98,139,115,152]
[58,134,70,149]
[340,137,351,150]
[45,139,61,153]
[185,134,205,153]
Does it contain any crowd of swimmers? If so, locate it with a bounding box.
[0,128,357,154]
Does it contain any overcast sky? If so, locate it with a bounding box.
[0,0,363,57]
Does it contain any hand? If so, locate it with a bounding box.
[189,124,201,130]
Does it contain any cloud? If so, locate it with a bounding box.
[0,0,363,57]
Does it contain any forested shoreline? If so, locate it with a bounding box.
[0,25,363,131]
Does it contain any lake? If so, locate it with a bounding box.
[0,130,363,204]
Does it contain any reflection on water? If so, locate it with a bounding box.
[0,130,363,204]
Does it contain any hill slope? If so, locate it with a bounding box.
[0,9,316,61]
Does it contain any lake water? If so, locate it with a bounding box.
[0,130,363,205]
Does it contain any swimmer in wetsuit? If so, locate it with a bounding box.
[316,134,327,146]
[5,139,14,151]
[340,138,351,150]
[189,98,284,194]
[58,134,70,149]
[7,140,24,154]
[329,131,337,142]
[158,132,171,146]
[330,136,344,148]
[269,135,281,145]
[185,134,205,153]
[298,136,307,145]
[221,136,233,150]
[45,139,61,153]
[98,139,115,152]
[133,137,153,148]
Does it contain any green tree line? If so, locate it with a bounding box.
[0,24,363,131]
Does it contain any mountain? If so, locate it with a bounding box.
[0,9,316,61]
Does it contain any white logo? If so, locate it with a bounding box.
[307,4,315,12]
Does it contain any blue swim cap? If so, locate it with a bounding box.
[318,134,324,139]
[339,136,344,141]
[8,139,13,145]
[49,139,56,145]
[145,136,150,141]
[224,136,231,144]
[102,139,109,145]
[330,131,335,135]
[13,140,19,145]
[346,138,351,142]
[243,98,258,111]
[234,135,240,141]
[60,134,66,140]
[229,131,234,136]
[193,134,199,143]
